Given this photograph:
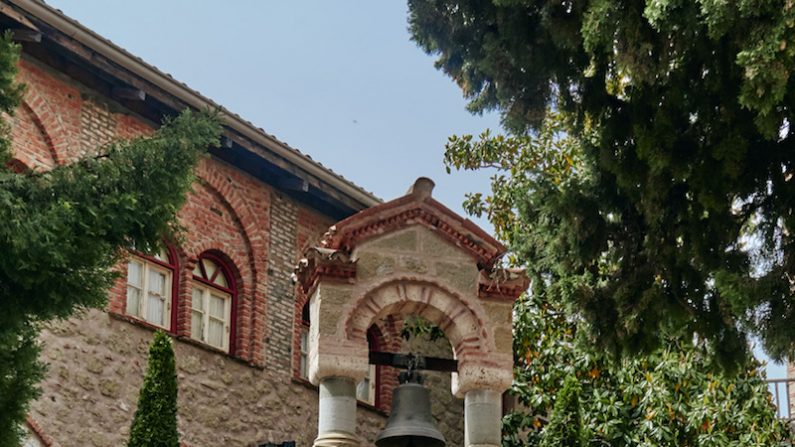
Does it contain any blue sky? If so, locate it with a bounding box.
[47,1,785,381]
[47,1,500,214]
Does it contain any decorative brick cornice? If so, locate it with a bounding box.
[293,247,356,295]
[320,178,507,269]
[478,267,530,300]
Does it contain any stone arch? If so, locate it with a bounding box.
[344,277,492,365]
[20,87,71,166]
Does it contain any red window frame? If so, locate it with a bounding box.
[127,245,179,332]
[366,326,383,409]
[298,302,311,379]
[192,252,238,355]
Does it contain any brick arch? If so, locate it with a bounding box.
[188,240,251,296]
[20,88,71,166]
[345,277,492,365]
[196,165,266,280]
[7,157,30,173]
[194,165,268,365]
[189,174,267,365]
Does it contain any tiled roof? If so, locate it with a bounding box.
[9,0,382,207]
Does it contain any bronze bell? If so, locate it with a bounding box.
[376,371,446,447]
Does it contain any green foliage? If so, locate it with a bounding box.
[0,34,221,445]
[538,375,587,447]
[0,321,42,447]
[129,331,179,447]
[401,315,446,342]
[504,290,790,447]
[0,32,24,168]
[440,114,790,445]
[411,0,795,369]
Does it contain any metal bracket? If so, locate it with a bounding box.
[369,351,458,373]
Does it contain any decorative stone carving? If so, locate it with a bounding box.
[294,247,356,297]
[300,178,530,447]
[478,267,531,300]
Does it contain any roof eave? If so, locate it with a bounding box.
[6,0,381,211]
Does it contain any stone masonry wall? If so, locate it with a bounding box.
[268,192,299,372]
[12,53,465,446]
[32,310,389,446]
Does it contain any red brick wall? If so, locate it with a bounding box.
[9,56,327,374]
[10,52,465,446]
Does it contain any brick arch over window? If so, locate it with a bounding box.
[187,166,268,365]
[19,87,71,166]
[7,157,30,173]
[196,163,268,266]
[193,169,266,299]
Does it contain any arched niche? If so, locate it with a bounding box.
[296,178,529,447]
[296,179,525,393]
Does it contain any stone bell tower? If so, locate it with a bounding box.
[294,178,528,447]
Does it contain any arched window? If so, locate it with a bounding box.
[298,306,380,406]
[126,247,176,330]
[356,326,380,406]
[191,254,236,353]
[299,302,311,379]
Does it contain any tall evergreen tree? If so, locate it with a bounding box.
[538,376,587,447]
[444,114,790,446]
[128,331,179,447]
[409,0,795,369]
[0,34,221,445]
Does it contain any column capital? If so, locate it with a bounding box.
[451,357,513,398]
[308,342,369,385]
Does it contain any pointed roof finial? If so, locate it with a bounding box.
[407,177,435,200]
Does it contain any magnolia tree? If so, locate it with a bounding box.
[442,113,790,446]
[410,0,795,371]
[0,34,221,445]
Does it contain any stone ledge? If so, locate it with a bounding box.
[108,311,265,370]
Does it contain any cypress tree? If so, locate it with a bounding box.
[129,331,179,447]
[538,376,587,447]
[0,31,221,444]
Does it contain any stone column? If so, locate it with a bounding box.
[313,376,360,447]
[463,389,502,447]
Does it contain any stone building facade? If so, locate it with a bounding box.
[1,1,485,446]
